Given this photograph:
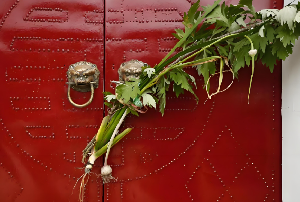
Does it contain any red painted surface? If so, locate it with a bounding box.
[0,0,105,201]
[0,0,282,202]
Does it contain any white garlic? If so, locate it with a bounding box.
[248,49,257,57]
[101,165,112,176]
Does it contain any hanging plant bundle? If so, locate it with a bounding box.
[76,0,300,199]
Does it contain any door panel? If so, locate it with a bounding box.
[0,0,104,201]
[0,0,282,202]
[104,0,281,202]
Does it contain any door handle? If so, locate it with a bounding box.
[66,61,100,108]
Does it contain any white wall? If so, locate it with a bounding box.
[282,1,300,201]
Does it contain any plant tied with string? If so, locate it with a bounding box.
[76,0,300,199]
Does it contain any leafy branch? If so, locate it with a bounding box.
[79,0,300,186]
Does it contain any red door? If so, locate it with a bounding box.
[0,0,282,202]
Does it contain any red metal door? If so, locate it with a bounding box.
[0,0,105,201]
[0,0,282,202]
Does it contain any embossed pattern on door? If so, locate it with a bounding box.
[0,0,282,202]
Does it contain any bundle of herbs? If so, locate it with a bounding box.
[77,0,300,198]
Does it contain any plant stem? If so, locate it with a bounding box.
[244,35,254,50]
[175,33,238,66]
[244,35,255,104]
[209,21,265,42]
[140,34,237,95]
[104,109,128,166]
[90,128,133,163]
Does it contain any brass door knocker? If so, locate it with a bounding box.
[66,61,100,108]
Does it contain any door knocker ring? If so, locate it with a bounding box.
[66,61,100,108]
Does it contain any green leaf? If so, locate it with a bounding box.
[183,0,200,28]
[180,70,198,100]
[261,45,277,73]
[216,44,229,55]
[205,5,229,27]
[144,68,155,78]
[227,4,245,16]
[295,22,300,38]
[172,32,181,40]
[276,25,297,47]
[211,26,227,38]
[169,70,190,91]
[180,74,190,90]
[115,78,140,103]
[104,102,113,108]
[197,59,216,91]
[265,25,276,43]
[238,0,256,17]
[271,39,293,60]
[194,24,213,40]
[141,93,156,108]
[187,0,200,24]
[175,28,185,38]
[189,75,197,88]
[297,1,300,10]
[157,0,221,67]
[233,45,251,72]
[236,16,246,27]
[233,38,250,52]
[173,83,184,97]
[128,105,139,116]
[170,71,182,85]
[250,33,268,53]
[157,78,167,115]
[228,22,240,32]
[103,91,113,96]
[93,128,133,158]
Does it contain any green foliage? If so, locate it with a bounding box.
[265,25,276,43]
[115,78,140,104]
[276,24,297,47]
[94,107,127,150]
[271,40,293,60]
[157,77,169,115]
[238,0,256,17]
[233,45,251,72]
[251,33,268,53]
[127,105,139,116]
[156,0,221,68]
[261,45,277,72]
[204,5,230,27]
[112,1,300,116]
[196,52,217,91]
[93,128,133,159]
[169,69,198,100]
[183,0,201,29]
[87,0,300,174]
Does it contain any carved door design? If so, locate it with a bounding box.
[0,0,282,202]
